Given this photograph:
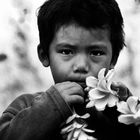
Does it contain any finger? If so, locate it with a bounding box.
[62,85,85,98]
[54,82,76,92]
[55,81,81,90]
[67,95,84,105]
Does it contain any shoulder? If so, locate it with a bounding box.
[3,92,43,114]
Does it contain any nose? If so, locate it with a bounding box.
[73,55,89,74]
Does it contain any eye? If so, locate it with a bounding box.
[90,50,105,56]
[60,49,73,55]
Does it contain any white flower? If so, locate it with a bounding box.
[61,110,96,140]
[117,96,140,126]
[66,111,90,124]
[86,68,118,111]
[64,123,96,140]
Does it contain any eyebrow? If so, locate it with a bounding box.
[87,44,108,50]
[55,43,76,49]
[56,43,108,51]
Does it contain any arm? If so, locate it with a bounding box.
[0,86,72,140]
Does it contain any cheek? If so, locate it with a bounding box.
[100,59,112,71]
[50,60,70,83]
[89,60,112,78]
[99,53,112,69]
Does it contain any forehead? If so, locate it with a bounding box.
[53,24,111,46]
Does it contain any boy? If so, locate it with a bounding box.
[0,0,139,139]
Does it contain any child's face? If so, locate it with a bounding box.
[48,24,113,86]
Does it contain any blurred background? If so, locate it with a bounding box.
[0,0,140,115]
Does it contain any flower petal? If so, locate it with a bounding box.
[66,114,77,123]
[117,101,130,114]
[80,113,90,119]
[107,94,118,107]
[94,98,108,111]
[118,114,135,125]
[106,69,115,82]
[73,129,81,139]
[78,131,89,140]
[98,79,108,92]
[127,96,139,114]
[78,131,96,140]
[74,122,83,129]
[135,109,140,119]
[61,124,73,134]
[86,100,95,108]
[98,68,106,80]
[89,89,106,99]
[86,76,98,88]
[106,79,114,92]
[67,131,74,140]
[83,128,95,133]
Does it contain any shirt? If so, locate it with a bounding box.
[0,86,139,140]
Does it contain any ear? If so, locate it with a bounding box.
[37,44,49,67]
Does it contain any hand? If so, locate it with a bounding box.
[54,81,85,107]
[111,82,132,101]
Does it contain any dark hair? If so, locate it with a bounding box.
[37,0,125,65]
